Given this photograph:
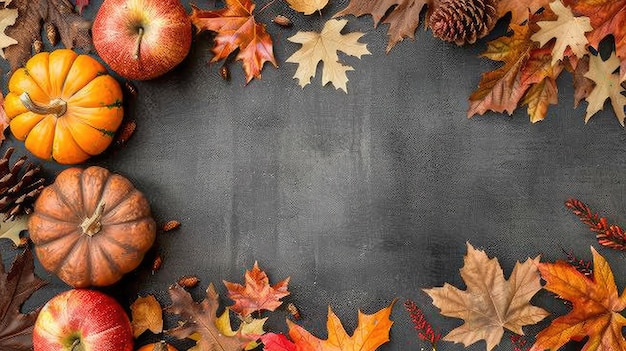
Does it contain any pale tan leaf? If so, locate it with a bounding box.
[0,7,17,58]
[531,0,592,66]
[0,216,28,246]
[424,242,549,351]
[131,295,163,338]
[215,308,266,350]
[583,52,626,125]
[286,19,370,93]
[286,0,329,15]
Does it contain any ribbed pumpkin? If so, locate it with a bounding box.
[28,166,156,287]
[3,49,124,164]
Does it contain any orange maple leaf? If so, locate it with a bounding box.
[223,261,290,317]
[564,0,626,81]
[531,247,626,351]
[287,301,395,351]
[190,0,277,83]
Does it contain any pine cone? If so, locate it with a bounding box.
[429,0,498,45]
[0,147,46,221]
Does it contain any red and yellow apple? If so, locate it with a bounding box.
[33,289,133,351]
[92,0,192,80]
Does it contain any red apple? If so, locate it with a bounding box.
[92,0,192,80]
[33,289,133,351]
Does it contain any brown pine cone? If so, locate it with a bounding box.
[429,0,498,45]
[0,147,46,221]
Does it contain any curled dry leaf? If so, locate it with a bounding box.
[216,308,266,350]
[223,261,290,317]
[162,220,181,232]
[131,294,164,338]
[177,275,200,288]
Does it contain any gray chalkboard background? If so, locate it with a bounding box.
[2,0,626,350]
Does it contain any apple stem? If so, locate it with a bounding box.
[133,27,144,60]
[80,200,106,236]
[19,92,67,117]
[70,339,82,351]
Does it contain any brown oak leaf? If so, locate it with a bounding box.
[223,261,290,317]
[165,283,254,351]
[334,0,433,53]
[0,247,47,350]
[190,0,277,84]
[530,247,626,350]
[130,294,163,338]
[261,301,395,351]
[4,0,91,72]
[424,242,549,351]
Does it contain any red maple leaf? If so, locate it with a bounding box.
[190,0,277,83]
[223,261,290,317]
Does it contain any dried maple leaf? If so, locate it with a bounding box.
[531,0,592,66]
[334,0,432,53]
[583,52,626,125]
[0,6,18,58]
[286,0,328,15]
[216,308,266,350]
[571,54,594,108]
[530,247,626,351]
[4,0,91,72]
[423,242,549,351]
[130,294,163,338]
[496,0,551,25]
[286,19,370,93]
[0,215,28,247]
[261,301,395,351]
[190,0,277,84]
[519,47,563,122]
[563,0,626,82]
[467,23,539,117]
[166,283,254,350]
[223,261,290,317]
[0,247,47,350]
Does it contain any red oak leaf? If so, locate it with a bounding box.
[223,261,290,317]
[190,0,277,83]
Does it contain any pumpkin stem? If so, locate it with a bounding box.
[80,201,106,236]
[20,92,67,117]
[133,27,144,60]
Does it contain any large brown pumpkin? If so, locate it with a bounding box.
[28,166,156,287]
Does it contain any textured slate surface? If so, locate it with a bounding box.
[3,0,626,350]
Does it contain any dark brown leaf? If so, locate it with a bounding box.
[165,283,253,350]
[4,0,92,72]
[0,247,47,350]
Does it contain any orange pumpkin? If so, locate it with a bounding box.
[28,166,156,287]
[137,342,178,351]
[4,49,124,164]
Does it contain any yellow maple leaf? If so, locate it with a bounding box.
[583,52,626,125]
[531,0,592,66]
[0,7,18,59]
[424,242,549,351]
[286,19,370,93]
[286,0,329,15]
